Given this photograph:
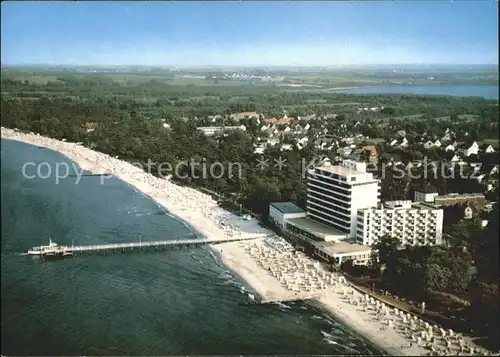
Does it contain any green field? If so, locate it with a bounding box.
[2,72,62,84]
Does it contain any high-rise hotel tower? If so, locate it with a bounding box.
[306,160,380,237]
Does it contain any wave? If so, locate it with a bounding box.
[322,330,361,354]
[325,339,340,346]
[275,302,291,310]
[205,247,226,271]
[219,270,233,279]
[119,205,167,218]
[321,330,333,339]
[190,254,204,265]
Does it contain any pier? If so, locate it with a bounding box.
[28,235,269,258]
[68,173,112,177]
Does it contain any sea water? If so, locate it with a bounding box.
[1,139,383,355]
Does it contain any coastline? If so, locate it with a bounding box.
[1,128,486,356]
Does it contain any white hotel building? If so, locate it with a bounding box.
[356,200,443,246]
[269,160,444,266]
[306,160,380,237]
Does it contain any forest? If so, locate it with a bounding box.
[1,76,498,215]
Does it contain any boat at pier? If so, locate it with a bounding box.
[27,238,58,255]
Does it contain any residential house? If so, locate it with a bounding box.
[423,140,435,149]
[297,137,309,146]
[444,144,455,152]
[337,146,352,157]
[207,115,222,123]
[476,174,487,183]
[344,137,355,145]
[481,144,495,153]
[361,145,378,164]
[267,137,279,147]
[263,117,278,124]
[276,115,294,126]
[400,138,409,148]
[414,183,439,203]
[434,193,486,210]
[253,144,265,154]
[324,139,336,150]
[434,140,442,148]
[230,111,259,120]
[459,141,479,157]
[315,138,335,151]
[397,130,406,138]
[281,144,293,151]
[85,122,98,133]
[441,132,453,142]
[196,125,246,136]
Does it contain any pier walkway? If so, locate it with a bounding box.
[30,235,270,257]
[71,236,266,252]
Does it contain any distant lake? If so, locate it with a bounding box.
[329,85,499,99]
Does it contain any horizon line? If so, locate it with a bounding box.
[2,63,499,68]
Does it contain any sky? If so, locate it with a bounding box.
[1,1,498,66]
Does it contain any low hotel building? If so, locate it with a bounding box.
[269,202,370,265]
[268,202,307,230]
[356,200,443,246]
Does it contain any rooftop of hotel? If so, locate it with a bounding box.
[412,202,442,210]
[315,241,372,255]
[435,193,485,199]
[270,202,305,214]
[359,201,442,211]
[286,216,349,238]
[314,165,363,176]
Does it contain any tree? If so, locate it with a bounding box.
[423,263,452,295]
[340,259,355,273]
[372,235,400,267]
[470,209,499,283]
[446,216,482,249]
[471,281,499,313]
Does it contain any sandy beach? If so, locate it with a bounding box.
[2,127,493,356]
[217,238,428,356]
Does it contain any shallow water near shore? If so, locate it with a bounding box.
[1,139,384,355]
